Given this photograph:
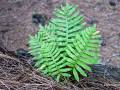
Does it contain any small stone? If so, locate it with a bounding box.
[16,48,32,58]
[109,1,116,6]
[32,13,46,26]
[100,37,106,46]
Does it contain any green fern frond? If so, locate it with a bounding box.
[29,3,101,82]
[65,25,100,81]
[51,3,85,46]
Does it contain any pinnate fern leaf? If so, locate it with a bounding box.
[29,3,101,82]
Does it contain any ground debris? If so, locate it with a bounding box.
[0,46,119,90]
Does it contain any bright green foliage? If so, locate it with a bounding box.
[29,3,101,82]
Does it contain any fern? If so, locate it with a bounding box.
[29,3,101,82]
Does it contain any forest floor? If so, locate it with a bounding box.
[0,0,120,90]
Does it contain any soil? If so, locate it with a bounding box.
[0,0,120,90]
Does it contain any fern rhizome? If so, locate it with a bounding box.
[29,3,101,82]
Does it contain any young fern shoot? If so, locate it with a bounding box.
[29,3,101,82]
